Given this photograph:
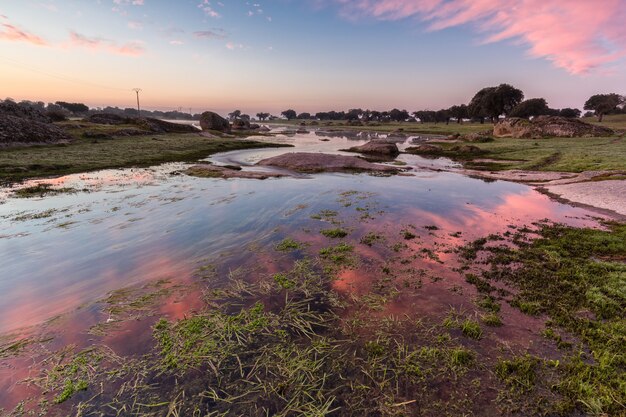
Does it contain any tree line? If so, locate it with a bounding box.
[270,87,624,124]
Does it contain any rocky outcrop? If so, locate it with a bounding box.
[200,111,231,132]
[185,163,283,179]
[345,141,400,157]
[85,114,198,133]
[405,144,443,154]
[0,114,72,147]
[85,113,128,125]
[257,152,400,174]
[0,100,50,123]
[0,101,72,147]
[494,116,614,139]
[231,119,251,130]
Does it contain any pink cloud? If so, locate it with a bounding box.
[0,17,49,46]
[68,31,144,56]
[332,0,626,74]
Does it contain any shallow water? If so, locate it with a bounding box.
[0,130,604,335]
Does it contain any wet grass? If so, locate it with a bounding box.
[12,183,78,198]
[463,222,626,415]
[0,131,289,183]
[275,237,304,252]
[320,228,349,238]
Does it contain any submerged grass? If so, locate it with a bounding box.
[464,222,626,416]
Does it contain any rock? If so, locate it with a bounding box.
[0,100,50,123]
[231,119,251,130]
[139,118,199,133]
[185,163,283,179]
[494,116,614,139]
[450,145,484,154]
[405,144,443,154]
[258,126,270,132]
[0,114,72,147]
[249,123,261,130]
[257,152,400,174]
[199,111,231,132]
[345,141,400,157]
[85,113,129,125]
[296,128,310,134]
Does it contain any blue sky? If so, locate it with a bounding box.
[1,0,624,115]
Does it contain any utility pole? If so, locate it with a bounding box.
[132,88,142,117]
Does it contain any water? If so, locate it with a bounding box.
[0,130,603,334]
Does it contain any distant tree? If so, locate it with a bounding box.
[584,94,624,122]
[281,109,297,120]
[256,112,270,121]
[435,109,451,124]
[412,110,436,123]
[228,110,242,120]
[583,111,595,118]
[297,112,311,120]
[56,101,89,114]
[123,107,139,116]
[559,108,581,118]
[468,83,524,123]
[346,108,363,121]
[240,114,250,121]
[509,98,550,119]
[389,108,409,122]
[448,104,468,124]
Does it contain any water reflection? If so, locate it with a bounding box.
[0,131,606,336]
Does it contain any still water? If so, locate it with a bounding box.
[0,129,603,335]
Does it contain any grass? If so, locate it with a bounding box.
[320,228,349,238]
[412,135,626,173]
[464,222,626,415]
[0,128,289,182]
[13,183,77,198]
[275,237,303,252]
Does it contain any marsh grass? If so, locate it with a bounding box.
[463,222,626,415]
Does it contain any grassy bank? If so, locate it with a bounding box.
[0,131,287,183]
[412,136,626,172]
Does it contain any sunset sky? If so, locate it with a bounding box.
[1,0,625,115]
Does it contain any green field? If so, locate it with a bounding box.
[0,130,287,183]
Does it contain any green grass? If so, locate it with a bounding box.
[417,136,626,172]
[0,130,288,182]
[320,228,349,238]
[466,222,626,415]
[275,237,303,252]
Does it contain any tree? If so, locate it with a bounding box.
[228,110,242,120]
[281,109,297,120]
[509,98,550,119]
[468,83,524,123]
[412,110,436,123]
[435,109,451,124]
[56,101,89,114]
[256,112,270,121]
[346,108,363,121]
[297,112,311,120]
[559,108,581,118]
[584,94,624,122]
[448,104,468,124]
[389,108,409,122]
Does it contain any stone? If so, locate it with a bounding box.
[494,116,613,139]
[257,152,400,174]
[199,111,231,132]
[345,141,400,157]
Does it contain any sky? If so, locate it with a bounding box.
[1,0,625,116]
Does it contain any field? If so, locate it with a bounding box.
[0,124,287,183]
